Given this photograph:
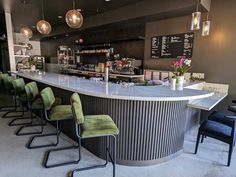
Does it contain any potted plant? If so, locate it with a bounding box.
[172,56,191,90]
[28,56,37,71]
[170,75,177,90]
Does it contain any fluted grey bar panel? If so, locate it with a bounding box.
[80,95,192,166]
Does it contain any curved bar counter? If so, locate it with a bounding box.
[12,71,213,166]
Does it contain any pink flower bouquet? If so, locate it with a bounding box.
[172,56,191,76]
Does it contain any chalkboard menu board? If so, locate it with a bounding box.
[151,32,194,59]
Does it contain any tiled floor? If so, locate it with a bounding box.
[0,95,235,177]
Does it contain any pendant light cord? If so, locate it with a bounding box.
[42,0,45,20]
[196,0,199,12]
[73,0,76,9]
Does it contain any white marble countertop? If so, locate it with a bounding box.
[188,93,227,111]
[11,71,213,101]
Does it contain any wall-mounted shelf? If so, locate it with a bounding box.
[75,52,108,55]
[13,44,28,48]
[14,55,30,58]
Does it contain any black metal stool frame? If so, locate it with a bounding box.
[15,96,46,136]
[7,94,36,126]
[69,122,117,177]
[42,116,117,177]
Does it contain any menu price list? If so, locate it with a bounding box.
[151,32,194,59]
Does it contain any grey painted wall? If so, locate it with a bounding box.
[144,0,236,111]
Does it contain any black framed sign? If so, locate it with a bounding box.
[151,32,194,59]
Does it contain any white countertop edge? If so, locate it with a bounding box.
[12,71,214,102]
[187,94,227,111]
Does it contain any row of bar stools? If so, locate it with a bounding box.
[42,92,119,177]
[0,73,18,115]
[8,78,35,126]
[195,111,235,166]
[0,74,32,124]
[1,74,119,177]
[26,87,72,149]
[16,81,46,136]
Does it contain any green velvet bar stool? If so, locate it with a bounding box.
[26,87,74,150]
[0,72,3,90]
[8,78,34,126]
[15,81,46,136]
[68,93,119,177]
[0,74,19,116]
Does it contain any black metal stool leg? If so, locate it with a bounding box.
[0,106,16,112]
[26,120,59,149]
[15,111,46,136]
[201,134,204,143]
[70,136,115,177]
[227,143,233,166]
[195,132,201,154]
[1,95,21,118]
[8,104,37,126]
[43,144,80,168]
[112,136,116,177]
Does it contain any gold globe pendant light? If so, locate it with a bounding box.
[36,0,52,35]
[20,27,33,39]
[65,0,83,28]
[191,0,201,31]
[20,1,33,39]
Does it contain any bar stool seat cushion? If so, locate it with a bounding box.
[81,115,119,138]
[49,105,73,121]
[200,120,232,141]
[209,111,235,127]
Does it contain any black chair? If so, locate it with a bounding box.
[228,100,236,114]
[194,116,235,166]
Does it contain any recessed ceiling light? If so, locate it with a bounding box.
[105,0,111,2]
[58,16,63,19]
[65,34,69,37]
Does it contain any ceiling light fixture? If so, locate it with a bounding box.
[20,27,33,39]
[191,0,201,31]
[65,0,83,28]
[202,14,211,36]
[20,1,33,39]
[36,0,52,35]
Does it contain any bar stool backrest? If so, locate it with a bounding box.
[25,82,39,100]
[40,87,56,111]
[12,78,25,95]
[0,73,3,87]
[2,74,14,91]
[71,93,84,124]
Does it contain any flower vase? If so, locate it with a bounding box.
[176,76,185,91]
[31,65,36,71]
[170,78,176,90]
